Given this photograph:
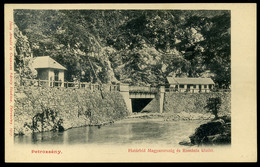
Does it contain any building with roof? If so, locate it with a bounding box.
[32,56,67,87]
[166,77,215,93]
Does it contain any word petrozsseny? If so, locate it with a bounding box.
[31,150,62,155]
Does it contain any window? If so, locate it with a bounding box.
[204,85,207,88]
[180,85,184,88]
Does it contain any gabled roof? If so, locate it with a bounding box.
[167,77,214,85]
[32,56,67,70]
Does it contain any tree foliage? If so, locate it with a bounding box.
[14,10,231,87]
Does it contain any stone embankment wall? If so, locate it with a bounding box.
[163,92,231,115]
[14,86,129,135]
[141,92,231,118]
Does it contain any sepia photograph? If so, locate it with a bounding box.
[5,4,256,162]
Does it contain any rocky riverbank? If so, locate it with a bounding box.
[127,111,216,121]
[128,112,231,146]
[179,115,231,146]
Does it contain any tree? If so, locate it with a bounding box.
[204,97,222,119]
[199,13,231,88]
[14,10,231,87]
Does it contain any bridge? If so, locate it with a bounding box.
[119,84,165,113]
[21,78,165,113]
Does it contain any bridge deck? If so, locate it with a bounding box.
[129,86,158,93]
[129,86,158,99]
[129,93,156,99]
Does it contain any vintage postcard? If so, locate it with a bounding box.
[5,3,257,162]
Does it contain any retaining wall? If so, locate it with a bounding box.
[163,92,231,115]
[14,86,129,135]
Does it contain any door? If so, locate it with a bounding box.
[187,84,191,92]
[54,70,59,87]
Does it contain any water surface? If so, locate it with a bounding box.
[14,119,208,146]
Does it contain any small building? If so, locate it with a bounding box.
[166,77,215,93]
[32,56,67,87]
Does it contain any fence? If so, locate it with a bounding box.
[165,87,231,93]
[20,78,119,92]
[18,78,230,94]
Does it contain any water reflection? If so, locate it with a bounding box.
[129,122,165,141]
[14,120,207,145]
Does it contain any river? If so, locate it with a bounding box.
[14,118,208,146]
